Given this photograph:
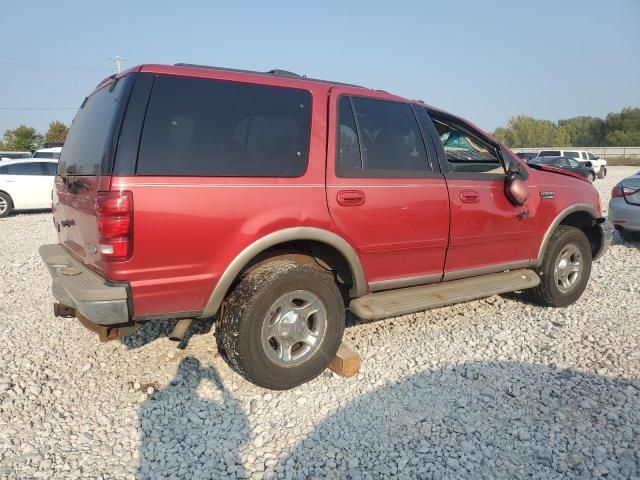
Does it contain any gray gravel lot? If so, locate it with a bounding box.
[1,167,639,479]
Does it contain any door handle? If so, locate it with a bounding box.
[337,190,365,207]
[460,189,480,203]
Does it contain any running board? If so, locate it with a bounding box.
[349,269,540,320]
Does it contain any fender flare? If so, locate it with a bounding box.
[201,227,367,317]
[534,203,598,266]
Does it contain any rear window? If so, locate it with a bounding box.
[539,150,561,157]
[0,162,43,175]
[34,151,60,159]
[58,78,129,176]
[137,75,312,177]
[564,151,579,158]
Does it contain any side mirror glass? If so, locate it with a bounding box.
[585,161,593,167]
[505,172,529,206]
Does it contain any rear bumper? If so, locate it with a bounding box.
[39,244,130,325]
[594,219,614,261]
[608,198,640,232]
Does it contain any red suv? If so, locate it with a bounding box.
[40,63,612,389]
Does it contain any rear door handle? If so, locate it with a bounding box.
[337,190,365,207]
[460,189,480,203]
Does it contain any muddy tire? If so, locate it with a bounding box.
[219,260,345,390]
[0,192,13,218]
[529,226,592,307]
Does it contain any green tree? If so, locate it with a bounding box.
[493,116,562,148]
[44,121,69,144]
[1,125,43,151]
[558,116,606,146]
[604,108,640,146]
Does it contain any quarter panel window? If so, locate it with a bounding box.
[138,76,312,177]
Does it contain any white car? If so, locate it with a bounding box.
[536,149,607,178]
[32,146,62,160]
[0,159,58,218]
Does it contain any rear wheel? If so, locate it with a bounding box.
[529,226,592,307]
[0,192,13,218]
[219,260,345,390]
[597,167,606,179]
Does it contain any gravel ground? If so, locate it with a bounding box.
[1,166,639,479]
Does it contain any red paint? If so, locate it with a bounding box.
[52,64,603,319]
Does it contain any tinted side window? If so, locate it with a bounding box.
[431,117,503,174]
[338,97,427,177]
[0,166,7,174]
[539,150,561,157]
[588,153,597,160]
[336,97,362,176]
[6,163,43,175]
[564,151,579,158]
[138,76,312,177]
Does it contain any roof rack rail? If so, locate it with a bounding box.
[174,63,301,79]
[173,63,365,89]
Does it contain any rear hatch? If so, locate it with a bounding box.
[54,74,134,273]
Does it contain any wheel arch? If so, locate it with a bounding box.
[201,227,366,317]
[535,204,602,266]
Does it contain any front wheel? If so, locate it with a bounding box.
[219,260,345,390]
[529,226,592,307]
[587,172,595,183]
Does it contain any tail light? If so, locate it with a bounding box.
[96,191,132,260]
[611,185,624,198]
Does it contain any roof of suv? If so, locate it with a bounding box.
[94,63,506,150]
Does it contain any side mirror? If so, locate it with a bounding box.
[505,171,529,206]
[585,161,593,167]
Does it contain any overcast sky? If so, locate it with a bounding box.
[1,0,639,137]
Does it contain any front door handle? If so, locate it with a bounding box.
[337,190,365,207]
[460,189,480,203]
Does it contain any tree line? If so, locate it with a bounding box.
[0,121,69,151]
[493,107,640,148]
[2,107,638,152]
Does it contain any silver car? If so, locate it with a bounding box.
[609,170,640,241]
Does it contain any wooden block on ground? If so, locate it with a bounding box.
[329,343,361,377]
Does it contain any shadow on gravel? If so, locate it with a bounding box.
[611,231,640,251]
[137,360,639,479]
[138,357,247,478]
[121,317,215,350]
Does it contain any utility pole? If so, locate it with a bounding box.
[109,56,126,73]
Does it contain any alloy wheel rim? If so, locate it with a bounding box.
[0,198,7,214]
[261,290,327,367]
[553,243,583,293]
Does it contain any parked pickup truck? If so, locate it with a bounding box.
[40,63,613,389]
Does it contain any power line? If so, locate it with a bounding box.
[0,61,110,72]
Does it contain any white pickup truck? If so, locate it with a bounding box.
[536,149,607,178]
